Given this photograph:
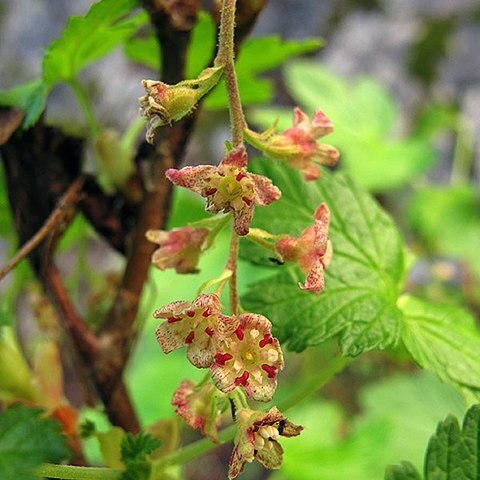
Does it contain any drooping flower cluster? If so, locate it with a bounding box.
[166,146,281,236]
[244,107,339,181]
[155,294,283,403]
[228,407,303,479]
[276,203,332,294]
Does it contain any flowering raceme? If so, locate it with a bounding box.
[154,294,238,368]
[276,203,332,294]
[166,146,281,236]
[228,407,303,479]
[145,226,209,274]
[245,107,339,181]
[210,313,284,402]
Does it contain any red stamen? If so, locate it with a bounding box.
[214,352,233,366]
[234,371,250,386]
[205,327,214,337]
[185,331,195,344]
[242,196,252,206]
[236,171,247,181]
[261,364,277,378]
[202,308,211,317]
[205,188,217,196]
[167,316,182,323]
[235,325,244,341]
[186,310,195,317]
[259,334,274,348]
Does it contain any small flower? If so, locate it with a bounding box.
[172,379,223,441]
[275,203,332,294]
[244,107,339,181]
[155,294,238,368]
[140,66,223,143]
[228,407,303,479]
[210,313,284,402]
[145,226,209,274]
[166,146,281,236]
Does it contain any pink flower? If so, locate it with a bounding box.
[154,294,238,368]
[228,407,303,479]
[165,146,281,236]
[145,226,209,274]
[172,379,223,441]
[245,107,339,181]
[210,313,284,402]
[275,203,332,294]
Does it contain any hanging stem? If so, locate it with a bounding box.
[226,222,240,315]
[215,0,246,147]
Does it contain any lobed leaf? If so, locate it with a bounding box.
[399,295,480,403]
[242,159,407,355]
[0,403,70,480]
[42,0,145,86]
[385,404,480,480]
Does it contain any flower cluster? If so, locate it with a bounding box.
[166,146,281,236]
[229,407,303,479]
[244,107,339,180]
[276,203,332,294]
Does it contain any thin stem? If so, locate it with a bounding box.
[121,117,146,154]
[450,118,474,184]
[226,224,240,315]
[0,177,85,282]
[35,464,121,480]
[69,78,101,137]
[215,0,246,147]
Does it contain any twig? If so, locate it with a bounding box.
[0,176,85,282]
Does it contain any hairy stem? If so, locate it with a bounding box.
[35,464,121,480]
[215,0,246,147]
[226,224,240,315]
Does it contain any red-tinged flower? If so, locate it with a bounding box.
[172,379,223,441]
[165,146,281,236]
[145,226,209,274]
[155,294,238,368]
[228,407,303,479]
[210,313,284,402]
[275,203,332,294]
[244,107,339,181]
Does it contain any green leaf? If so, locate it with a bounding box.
[121,432,160,463]
[250,62,436,191]
[385,462,422,480]
[205,36,322,108]
[0,403,70,480]
[42,0,145,86]
[0,80,47,129]
[399,295,480,402]
[123,10,215,75]
[242,160,407,354]
[386,404,480,480]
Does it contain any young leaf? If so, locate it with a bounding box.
[0,80,47,129]
[250,62,435,191]
[0,403,70,480]
[242,160,407,355]
[399,295,480,402]
[386,404,480,480]
[42,0,145,86]
[205,36,323,108]
[121,432,161,462]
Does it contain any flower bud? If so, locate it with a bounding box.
[140,66,224,143]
